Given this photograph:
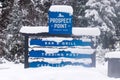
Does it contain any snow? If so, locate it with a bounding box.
[7,34,13,40]
[22,9,28,17]
[107,7,116,17]
[30,37,73,43]
[86,0,111,6]
[102,0,111,5]
[0,2,2,14]
[49,5,73,15]
[29,37,91,43]
[29,58,92,64]
[0,62,119,80]
[29,48,94,54]
[110,0,117,3]
[100,23,108,31]
[20,26,48,34]
[20,26,100,36]
[86,0,96,6]
[85,9,100,21]
[0,2,2,7]
[116,1,120,7]
[73,27,100,36]
[105,51,120,58]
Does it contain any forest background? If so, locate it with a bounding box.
[0,0,120,63]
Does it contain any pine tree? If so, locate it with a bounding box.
[3,0,24,62]
[85,0,117,49]
[19,0,49,26]
[113,0,120,50]
[0,0,15,61]
[72,0,88,27]
[114,0,120,36]
[0,0,14,31]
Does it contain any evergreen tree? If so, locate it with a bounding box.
[85,0,117,49]
[4,0,24,62]
[0,0,14,61]
[0,0,14,31]
[114,1,120,36]
[113,0,120,50]
[72,0,88,27]
[19,0,49,26]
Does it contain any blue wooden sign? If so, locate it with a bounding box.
[29,50,92,58]
[28,38,95,68]
[19,6,98,68]
[29,61,91,67]
[49,5,73,34]
[30,39,91,47]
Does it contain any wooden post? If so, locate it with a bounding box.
[91,52,96,67]
[24,35,29,68]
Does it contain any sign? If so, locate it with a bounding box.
[49,5,73,34]
[30,39,91,46]
[28,38,95,68]
[19,6,98,68]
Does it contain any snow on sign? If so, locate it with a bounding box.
[28,37,95,68]
[105,51,120,58]
[20,26,100,36]
[30,39,91,46]
[49,5,73,34]
[20,26,100,68]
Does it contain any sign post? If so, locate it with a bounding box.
[24,35,29,68]
[19,5,100,68]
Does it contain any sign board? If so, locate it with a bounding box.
[49,5,73,34]
[28,37,95,68]
[19,28,98,68]
[30,39,91,46]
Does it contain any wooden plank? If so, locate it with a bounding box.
[29,61,92,68]
[24,35,29,68]
[29,39,92,47]
[29,50,93,58]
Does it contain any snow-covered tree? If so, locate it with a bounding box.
[114,0,120,51]
[19,0,50,26]
[72,0,88,27]
[0,0,15,62]
[85,0,117,49]
[114,0,120,36]
[0,0,14,31]
[3,0,24,62]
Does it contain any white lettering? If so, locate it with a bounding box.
[50,18,71,23]
[54,24,67,28]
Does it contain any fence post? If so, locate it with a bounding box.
[24,35,29,68]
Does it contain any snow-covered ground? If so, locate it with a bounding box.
[0,62,120,80]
